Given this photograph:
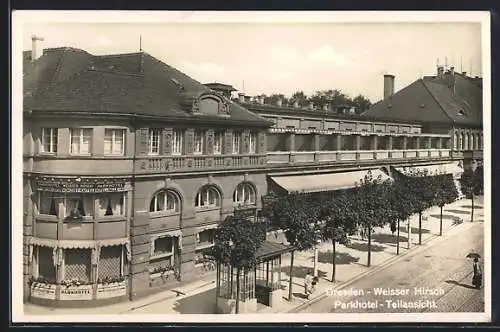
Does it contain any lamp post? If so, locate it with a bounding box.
[313,223,323,277]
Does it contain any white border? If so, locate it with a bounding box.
[11,10,491,323]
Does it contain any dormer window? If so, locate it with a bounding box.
[457,109,466,116]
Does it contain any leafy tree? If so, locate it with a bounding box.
[460,166,483,222]
[261,192,319,300]
[386,179,415,255]
[289,91,309,107]
[265,93,289,106]
[319,193,358,282]
[354,171,393,267]
[208,209,265,314]
[433,173,459,235]
[351,94,372,114]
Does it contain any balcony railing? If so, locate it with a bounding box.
[137,154,267,173]
[266,149,452,165]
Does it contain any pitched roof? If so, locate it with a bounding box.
[362,73,482,127]
[23,48,271,127]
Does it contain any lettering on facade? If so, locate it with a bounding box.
[37,179,128,193]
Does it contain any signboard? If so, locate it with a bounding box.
[36,178,129,193]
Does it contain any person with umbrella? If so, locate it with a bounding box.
[467,252,482,289]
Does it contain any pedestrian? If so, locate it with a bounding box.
[472,257,482,289]
[304,272,313,299]
[311,276,319,293]
[390,220,397,236]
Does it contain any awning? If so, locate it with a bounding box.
[97,237,130,248]
[197,224,219,233]
[256,241,292,261]
[395,162,463,176]
[270,169,392,194]
[29,237,130,249]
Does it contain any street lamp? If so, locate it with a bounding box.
[313,222,324,277]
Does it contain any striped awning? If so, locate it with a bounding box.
[29,237,129,249]
[270,169,392,194]
[395,162,463,176]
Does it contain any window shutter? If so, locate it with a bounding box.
[162,128,173,155]
[224,129,233,154]
[258,131,267,153]
[185,129,194,155]
[206,130,214,154]
[136,127,149,156]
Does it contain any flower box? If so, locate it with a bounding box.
[96,281,127,299]
[59,284,93,301]
[31,282,57,300]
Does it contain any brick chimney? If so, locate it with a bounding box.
[383,74,395,99]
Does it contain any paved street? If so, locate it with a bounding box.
[300,221,485,313]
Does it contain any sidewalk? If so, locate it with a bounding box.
[24,197,483,315]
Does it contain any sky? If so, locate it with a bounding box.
[18,12,484,103]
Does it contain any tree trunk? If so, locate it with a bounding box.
[418,212,422,245]
[471,192,475,222]
[235,268,240,314]
[439,205,443,236]
[288,251,294,301]
[367,222,372,267]
[396,219,400,255]
[331,241,336,282]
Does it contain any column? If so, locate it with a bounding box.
[387,136,393,158]
[415,136,420,150]
[335,134,342,161]
[426,137,432,149]
[371,135,378,150]
[437,137,443,149]
[287,133,296,152]
[402,136,408,158]
[355,135,361,161]
[129,212,151,300]
[314,134,320,151]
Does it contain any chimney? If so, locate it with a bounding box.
[238,93,245,103]
[448,67,456,93]
[462,71,467,76]
[383,74,395,99]
[31,35,44,62]
[276,97,282,107]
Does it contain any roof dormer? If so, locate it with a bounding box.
[180,91,231,117]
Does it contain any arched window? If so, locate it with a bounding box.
[150,190,180,213]
[195,186,221,208]
[233,183,256,205]
[454,132,459,150]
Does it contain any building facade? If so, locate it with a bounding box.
[22,47,483,308]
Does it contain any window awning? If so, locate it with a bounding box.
[394,162,463,176]
[270,169,392,194]
[197,223,219,233]
[97,237,130,248]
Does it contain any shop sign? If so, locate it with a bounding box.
[37,178,129,193]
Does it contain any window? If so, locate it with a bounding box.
[232,132,241,154]
[65,195,94,218]
[98,246,123,280]
[248,133,257,154]
[286,125,295,129]
[194,228,216,265]
[195,186,221,208]
[34,246,56,282]
[148,129,160,155]
[151,236,174,264]
[194,131,204,155]
[64,248,92,283]
[308,127,317,130]
[104,129,125,155]
[38,192,61,216]
[96,193,126,217]
[213,131,223,155]
[172,130,183,155]
[41,128,58,153]
[233,183,256,206]
[149,190,180,213]
[70,128,92,155]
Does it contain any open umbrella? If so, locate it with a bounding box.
[466,252,481,259]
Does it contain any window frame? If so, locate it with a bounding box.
[213,131,223,155]
[151,235,175,261]
[193,130,204,155]
[233,183,257,206]
[41,128,58,154]
[172,130,183,155]
[70,128,93,155]
[232,132,241,155]
[148,128,161,155]
[248,132,257,154]
[195,186,221,209]
[104,128,126,156]
[149,190,180,214]
[96,192,127,218]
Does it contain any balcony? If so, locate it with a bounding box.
[136,154,267,173]
[266,149,452,165]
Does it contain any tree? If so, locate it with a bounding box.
[319,193,358,282]
[354,171,393,267]
[208,209,265,314]
[261,192,319,301]
[265,93,289,106]
[386,179,415,255]
[460,165,483,222]
[289,91,309,107]
[433,173,459,235]
[403,169,436,245]
[351,95,372,114]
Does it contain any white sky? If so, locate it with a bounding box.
[18,11,483,102]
